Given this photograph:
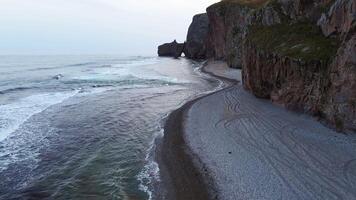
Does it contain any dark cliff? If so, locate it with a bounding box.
[202,0,355,132]
[157,0,355,132]
[178,0,353,132]
[184,13,210,59]
[206,1,252,68]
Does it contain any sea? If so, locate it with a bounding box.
[0,55,220,200]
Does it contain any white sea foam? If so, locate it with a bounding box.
[137,127,163,200]
[0,91,78,142]
[136,61,225,199]
[89,58,191,85]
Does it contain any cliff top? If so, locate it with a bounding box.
[217,0,270,8]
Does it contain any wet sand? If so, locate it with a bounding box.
[155,61,239,200]
[157,61,356,199]
[203,60,241,82]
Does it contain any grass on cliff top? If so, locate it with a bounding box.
[247,23,339,63]
[218,0,271,8]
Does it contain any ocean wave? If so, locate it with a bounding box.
[99,64,112,68]
[0,91,78,142]
[0,87,36,95]
[67,62,97,67]
[62,76,186,88]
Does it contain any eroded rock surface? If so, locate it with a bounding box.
[318,0,356,37]
[158,40,185,58]
[184,13,210,59]
[206,2,252,69]
[240,0,355,132]
[159,0,356,132]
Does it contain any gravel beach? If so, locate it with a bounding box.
[158,61,356,199]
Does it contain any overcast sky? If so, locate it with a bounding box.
[0,0,218,55]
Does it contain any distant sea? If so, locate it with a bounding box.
[0,55,219,199]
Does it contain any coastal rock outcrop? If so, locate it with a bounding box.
[184,13,210,59]
[158,40,185,58]
[157,0,355,132]
[242,22,339,118]
[187,0,355,132]
[240,0,356,132]
[205,0,283,68]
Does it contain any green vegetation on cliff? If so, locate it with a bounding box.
[247,23,339,62]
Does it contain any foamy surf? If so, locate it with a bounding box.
[0,55,219,199]
[136,61,226,200]
[137,126,163,200]
[0,91,78,142]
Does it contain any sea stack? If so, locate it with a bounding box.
[157,40,185,58]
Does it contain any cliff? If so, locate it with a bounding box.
[184,13,210,59]
[205,1,251,68]
[157,0,355,131]
[204,0,339,67]
[202,0,355,132]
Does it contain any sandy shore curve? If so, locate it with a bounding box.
[156,61,356,199]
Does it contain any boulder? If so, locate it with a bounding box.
[184,13,210,59]
[157,40,185,58]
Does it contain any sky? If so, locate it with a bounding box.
[0,0,218,56]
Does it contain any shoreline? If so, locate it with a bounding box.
[155,59,356,199]
[154,61,239,200]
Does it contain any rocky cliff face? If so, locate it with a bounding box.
[204,0,340,68]
[278,0,336,22]
[320,0,356,131]
[240,0,355,132]
[242,23,338,119]
[157,0,355,131]
[318,0,356,37]
[206,2,252,68]
[324,34,356,131]
[202,0,355,132]
[184,13,210,59]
